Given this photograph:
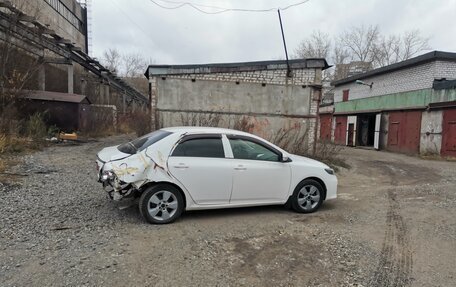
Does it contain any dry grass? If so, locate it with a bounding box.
[179,112,222,128]
[177,113,348,170]
[0,111,48,155]
[81,106,116,138]
[311,140,350,171]
[118,110,152,137]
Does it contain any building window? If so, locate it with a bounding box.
[343,89,349,102]
[45,0,84,32]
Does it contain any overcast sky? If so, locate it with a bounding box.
[91,0,456,65]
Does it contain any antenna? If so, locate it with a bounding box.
[86,0,93,56]
[277,10,292,78]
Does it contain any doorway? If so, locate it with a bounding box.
[357,114,376,147]
[347,123,355,146]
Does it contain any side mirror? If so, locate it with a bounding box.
[281,154,291,162]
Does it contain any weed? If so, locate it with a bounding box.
[25,112,47,141]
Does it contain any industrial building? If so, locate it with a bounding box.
[320,51,456,157]
[1,0,148,131]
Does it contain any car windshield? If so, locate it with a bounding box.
[117,130,172,154]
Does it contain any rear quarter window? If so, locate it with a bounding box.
[118,130,172,154]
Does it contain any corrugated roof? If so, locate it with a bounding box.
[22,90,91,104]
[332,51,456,87]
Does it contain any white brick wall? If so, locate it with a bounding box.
[334,61,456,102]
[153,68,317,86]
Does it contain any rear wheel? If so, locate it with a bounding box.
[291,179,324,213]
[139,184,184,224]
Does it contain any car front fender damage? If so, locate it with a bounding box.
[100,148,174,201]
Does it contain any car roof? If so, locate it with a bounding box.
[161,126,253,136]
[160,126,288,154]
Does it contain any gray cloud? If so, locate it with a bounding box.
[91,0,456,65]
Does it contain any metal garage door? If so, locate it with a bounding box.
[442,108,456,157]
[387,111,422,154]
[334,116,347,145]
[319,114,332,141]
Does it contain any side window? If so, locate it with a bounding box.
[229,138,280,162]
[171,138,225,158]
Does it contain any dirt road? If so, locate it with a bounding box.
[1,135,455,286]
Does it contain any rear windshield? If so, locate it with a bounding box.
[117,130,172,154]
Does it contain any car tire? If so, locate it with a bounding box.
[139,184,184,224]
[291,179,324,213]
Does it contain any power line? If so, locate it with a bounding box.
[111,0,156,45]
[148,0,311,14]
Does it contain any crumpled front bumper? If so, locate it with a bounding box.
[96,159,133,201]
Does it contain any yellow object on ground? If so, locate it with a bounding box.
[59,132,78,141]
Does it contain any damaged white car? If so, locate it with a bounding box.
[96,127,337,224]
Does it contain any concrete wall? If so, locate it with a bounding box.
[12,0,87,51]
[157,78,312,116]
[149,66,322,150]
[420,110,443,155]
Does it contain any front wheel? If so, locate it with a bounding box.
[291,179,324,213]
[139,184,184,224]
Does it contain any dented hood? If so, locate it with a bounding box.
[97,145,131,163]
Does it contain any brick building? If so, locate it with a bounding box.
[145,59,329,150]
[320,51,456,157]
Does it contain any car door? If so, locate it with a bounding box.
[168,134,233,205]
[226,135,291,203]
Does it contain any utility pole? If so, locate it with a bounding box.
[277,9,292,78]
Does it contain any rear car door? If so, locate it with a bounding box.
[168,134,233,205]
[227,135,291,203]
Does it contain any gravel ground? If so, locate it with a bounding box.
[1,135,455,286]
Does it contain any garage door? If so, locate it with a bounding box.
[334,116,347,145]
[319,114,332,141]
[442,109,456,157]
[387,111,422,154]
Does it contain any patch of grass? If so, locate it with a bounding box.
[311,140,350,171]
[25,112,47,141]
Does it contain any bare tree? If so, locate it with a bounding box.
[122,53,147,78]
[294,30,331,59]
[373,30,430,67]
[101,49,149,78]
[372,34,402,67]
[339,25,380,63]
[400,30,430,60]
[332,44,351,66]
[102,48,122,74]
[294,25,431,76]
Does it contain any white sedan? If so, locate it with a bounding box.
[96,127,337,224]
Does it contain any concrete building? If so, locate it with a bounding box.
[321,51,456,157]
[12,0,88,52]
[145,59,329,150]
[1,0,148,131]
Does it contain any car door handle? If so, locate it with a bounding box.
[234,165,247,170]
[173,163,189,169]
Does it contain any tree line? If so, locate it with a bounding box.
[293,25,431,80]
